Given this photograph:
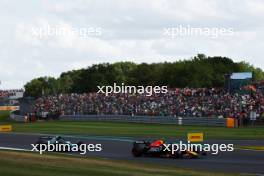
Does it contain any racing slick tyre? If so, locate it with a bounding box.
[132,143,145,157]
[35,139,46,151]
[77,141,84,146]
[77,141,84,152]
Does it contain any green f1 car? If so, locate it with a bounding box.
[35,136,83,152]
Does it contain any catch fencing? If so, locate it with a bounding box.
[60,115,226,126]
[9,112,227,126]
[9,111,24,122]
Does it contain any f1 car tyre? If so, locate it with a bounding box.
[132,143,146,157]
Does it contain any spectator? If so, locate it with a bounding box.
[32,88,264,119]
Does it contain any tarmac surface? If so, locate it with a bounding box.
[0,132,264,175]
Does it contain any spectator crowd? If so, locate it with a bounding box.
[33,88,264,119]
[0,89,24,98]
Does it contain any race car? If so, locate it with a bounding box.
[132,139,207,159]
[35,136,84,152]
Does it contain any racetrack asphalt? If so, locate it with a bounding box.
[0,132,264,175]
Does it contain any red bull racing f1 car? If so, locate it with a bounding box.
[132,139,207,159]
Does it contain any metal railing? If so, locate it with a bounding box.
[60,115,226,126]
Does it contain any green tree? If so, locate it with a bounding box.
[24,77,57,97]
[58,75,73,93]
[24,54,264,97]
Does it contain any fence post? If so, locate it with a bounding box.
[178,117,183,125]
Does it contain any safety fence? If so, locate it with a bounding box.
[60,115,227,126]
[9,112,230,127]
[9,111,24,122]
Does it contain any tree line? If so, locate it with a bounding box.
[24,54,264,97]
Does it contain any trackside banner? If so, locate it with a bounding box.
[0,125,12,132]
[0,106,19,111]
[188,133,204,142]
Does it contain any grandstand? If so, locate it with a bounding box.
[0,89,24,107]
[29,87,264,123]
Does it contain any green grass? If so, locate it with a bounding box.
[0,110,10,122]
[10,121,264,140]
[0,150,236,176]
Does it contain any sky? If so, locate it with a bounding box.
[0,0,264,89]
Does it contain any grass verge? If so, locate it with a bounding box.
[0,150,236,176]
[9,121,264,140]
[0,110,10,122]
